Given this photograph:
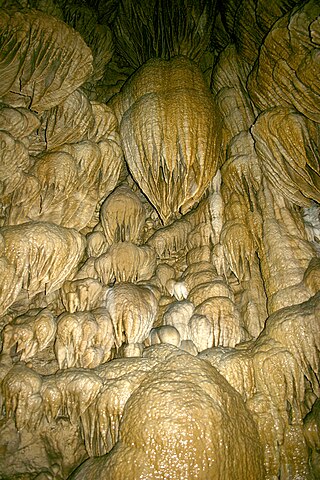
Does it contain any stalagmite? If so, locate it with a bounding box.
[0,0,319,478]
[188,314,214,352]
[147,325,181,348]
[70,347,265,480]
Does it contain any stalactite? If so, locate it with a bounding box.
[0,0,319,478]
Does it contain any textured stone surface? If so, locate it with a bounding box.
[0,1,319,479]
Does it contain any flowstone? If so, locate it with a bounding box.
[0,1,319,479]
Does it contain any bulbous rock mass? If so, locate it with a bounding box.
[0,0,319,479]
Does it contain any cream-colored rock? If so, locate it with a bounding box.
[182,260,217,278]
[0,104,40,139]
[2,364,42,430]
[211,242,228,278]
[86,231,108,258]
[147,325,181,348]
[147,218,192,258]
[105,282,158,349]
[195,297,242,347]
[70,347,265,479]
[3,100,123,229]
[0,9,93,111]
[0,354,12,391]
[182,266,218,292]
[100,185,146,245]
[252,107,320,206]
[200,293,320,478]
[30,151,79,221]
[220,219,255,281]
[248,0,320,122]
[162,300,194,341]
[187,222,215,249]
[258,183,316,312]
[221,131,262,207]
[4,173,41,226]
[303,202,320,243]
[186,245,212,265]
[88,103,120,143]
[246,393,286,479]
[261,293,320,391]
[208,170,224,245]
[44,90,94,150]
[41,369,103,426]
[179,339,198,356]
[81,362,152,457]
[94,242,156,284]
[55,312,89,369]
[41,376,63,423]
[188,279,234,307]
[74,257,98,281]
[51,139,123,231]
[55,308,115,370]
[200,346,256,402]
[250,360,309,479]
[61,278,105,313]
[111,56,222,223]
[154,263,176,294]
[2,308,56,362]
[188,314,214,352]
[211,43,255,124]
[118,343,144,358]
[1,1,320,477]
[92,308,116,362]
[252,337,305,414]
[239,259,268,339]
[0,131,30,194]
[0,222,85,316]
[304,257,320,294]
[165,278,188,300]
[304,399,320,479]
[184,196,212,230]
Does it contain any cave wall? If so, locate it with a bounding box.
[0,0,319,479]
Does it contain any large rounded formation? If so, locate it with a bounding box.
[0,1,319,479]
[70,346,265,480]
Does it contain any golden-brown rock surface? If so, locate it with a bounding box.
[0,0,319,479]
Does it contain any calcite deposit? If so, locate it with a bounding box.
[0,0,319,479]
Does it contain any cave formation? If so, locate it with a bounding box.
[0,0,319,479]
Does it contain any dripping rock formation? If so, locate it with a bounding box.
[0,0,319,479]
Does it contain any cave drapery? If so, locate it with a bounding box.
[0,0,319,478]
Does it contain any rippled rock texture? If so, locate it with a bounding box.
[0,1,319,479]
